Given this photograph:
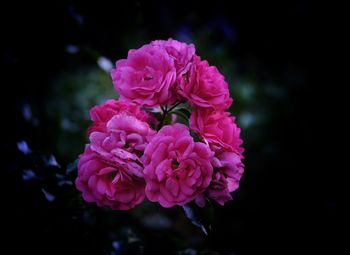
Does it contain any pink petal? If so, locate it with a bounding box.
[165,178,179,197]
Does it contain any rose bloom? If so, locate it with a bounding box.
[179,56,232,110]
[142,123,213,208]
[208,152,244,205]
[76,113,155,210]
[151,38,195,76]
[151,39,196,102]
[87,99,148,135]
[111,43,177,107]
[190,108,244,155]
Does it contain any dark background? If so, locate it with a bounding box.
[1,1,336,254]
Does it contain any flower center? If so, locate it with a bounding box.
[171,160,181,180]
[144,75,153,81]
[171,160,179,170]
[183,72,189,83]
[107,171,117,180]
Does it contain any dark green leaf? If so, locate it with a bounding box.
[190,130,202,142]
[182,203,212,236]
[175,107,191,119]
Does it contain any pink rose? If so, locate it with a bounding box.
[208,152,244,205]
[179,56,232,110]
[151,38,195,76]
[87,99,149,135]
[190,108,244,155]
[76,113,156,210]
[111,44,177,107]
[151,39,196,102]
[76,146,146,210]
[142,123,213,208]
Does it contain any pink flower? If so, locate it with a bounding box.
[151,38,195,76]
[208,152,244,205]
[76,113,156,210]
[179,56,232,110]
[111,44,177,107]
[190,108,244,155]
[151,39,196,102]
[142,124,213,208]
[87,99,149,135]
[76,146,145,210]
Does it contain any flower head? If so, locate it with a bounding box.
[179,56,232,110]
[190,108,244,155]
[87,99,148,135]
[76,113,156,210]
[142,124,213,208]
[77,39,245,211]
[111,44,177,107]
[208,152,244,205]
[151,38,195,76]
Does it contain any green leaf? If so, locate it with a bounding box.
[190,130,202,142]
[175,107,191,119]
[173,110,189,123]
[163,112,173,125]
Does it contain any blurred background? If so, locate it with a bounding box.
[1,1,336,254]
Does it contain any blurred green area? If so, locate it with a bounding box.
[46,66,115,159]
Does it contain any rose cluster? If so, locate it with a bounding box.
[75,39,244,210]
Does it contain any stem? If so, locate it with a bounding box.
[157,102,181,131]
[157,106,168,131]
[157,103,182,131]
[167,102,181,113]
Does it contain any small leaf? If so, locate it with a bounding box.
[175,107,191,119]
[152,112,163,122]
[17,140,32,155]
[22,169,38,181]
[190,130,201,142]
[56,173,73,186]
[41,188,55,202]
[42,155,60,168]
[173,110,190,125]
[66,159,78,174]
[182,203,210,235]
[163,112,173,125]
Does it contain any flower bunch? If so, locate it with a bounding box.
[76,39,244,210]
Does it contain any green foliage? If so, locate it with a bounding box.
[46,67,115,160]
